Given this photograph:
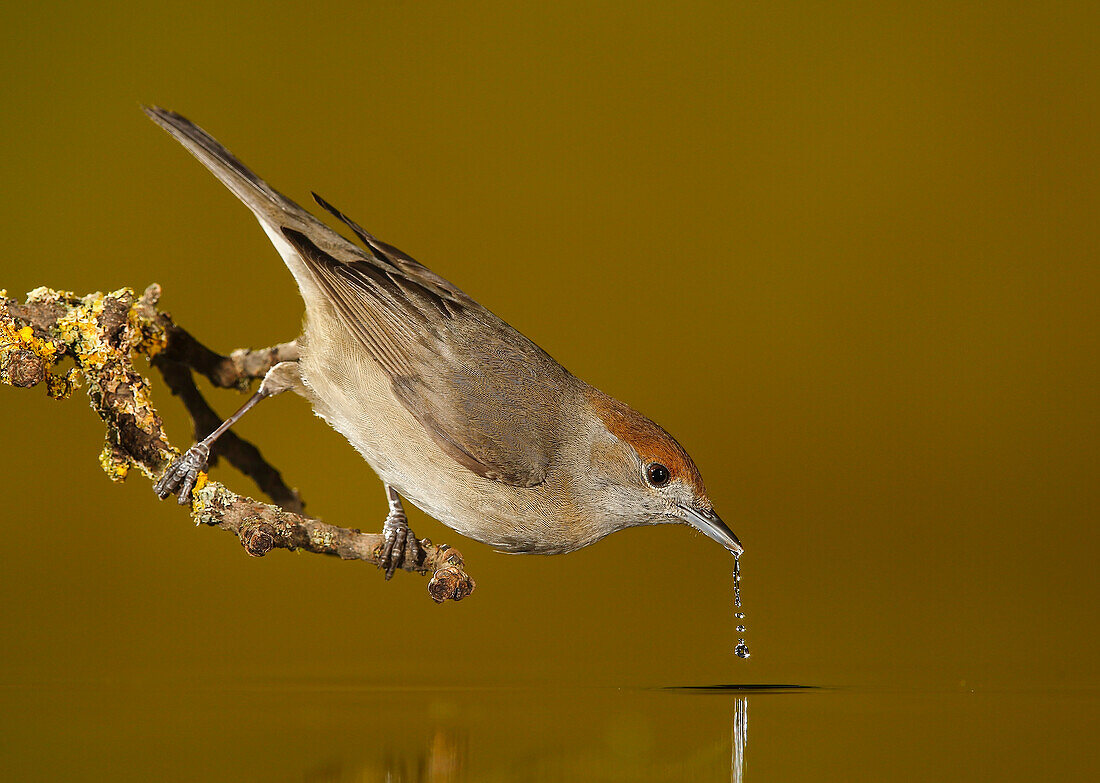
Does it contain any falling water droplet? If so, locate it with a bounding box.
[732,555,743,608]
[732,554,750,659]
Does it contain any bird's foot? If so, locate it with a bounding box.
[154,442,210,505]
[379,506,424,580]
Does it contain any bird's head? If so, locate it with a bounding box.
[581,389,742,556]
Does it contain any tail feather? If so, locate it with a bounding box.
[142,106,306,224]
[144,105,349,306]
[142,106,466,318]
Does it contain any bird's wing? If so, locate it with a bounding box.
[279,223,569,487]
[145,107,568,487]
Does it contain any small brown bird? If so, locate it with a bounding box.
[146,107,742,577]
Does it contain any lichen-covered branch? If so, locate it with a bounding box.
[0,284,474,602]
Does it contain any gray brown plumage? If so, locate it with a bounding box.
[145,106,741,564]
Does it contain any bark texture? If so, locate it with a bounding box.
[0,284,474,602]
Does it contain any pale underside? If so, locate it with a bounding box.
[144,107,631,553]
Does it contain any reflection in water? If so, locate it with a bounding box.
[426,728,467,781]
[302,727,467,783]
[732,697,748,783]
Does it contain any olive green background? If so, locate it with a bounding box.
[1,1,1097,780]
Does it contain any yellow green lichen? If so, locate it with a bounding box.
[309,528,335,549]
[99,442,132,482]
[4,288,167,394]
[1,321,60,363]
[188,474,221,524]
[26,286,75,305]
[53,294,110,370]
[1,308,66,390]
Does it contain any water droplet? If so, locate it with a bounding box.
[732,556,750,659]
[732,554,743,608]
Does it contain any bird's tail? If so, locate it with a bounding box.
[142,106,307,225]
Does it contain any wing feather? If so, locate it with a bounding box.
[145,107,567,487]
[279,226,569,487]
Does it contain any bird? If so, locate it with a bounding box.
[145,107,742,578]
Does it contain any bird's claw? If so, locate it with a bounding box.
[379,511,423,580]
[154,442,210,505]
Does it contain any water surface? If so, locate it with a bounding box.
[2,677,1095,781]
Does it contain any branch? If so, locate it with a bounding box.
[152,352,306,514]
[0,284,474,603]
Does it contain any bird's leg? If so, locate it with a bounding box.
[154,361,300,504]
[379,485,424,580]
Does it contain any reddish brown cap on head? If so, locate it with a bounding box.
[586,388,709,504]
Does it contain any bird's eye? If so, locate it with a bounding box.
[645,462,671,488]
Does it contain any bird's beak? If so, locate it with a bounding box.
[678,505,743,555]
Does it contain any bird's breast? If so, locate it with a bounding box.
[294,311,584,552]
